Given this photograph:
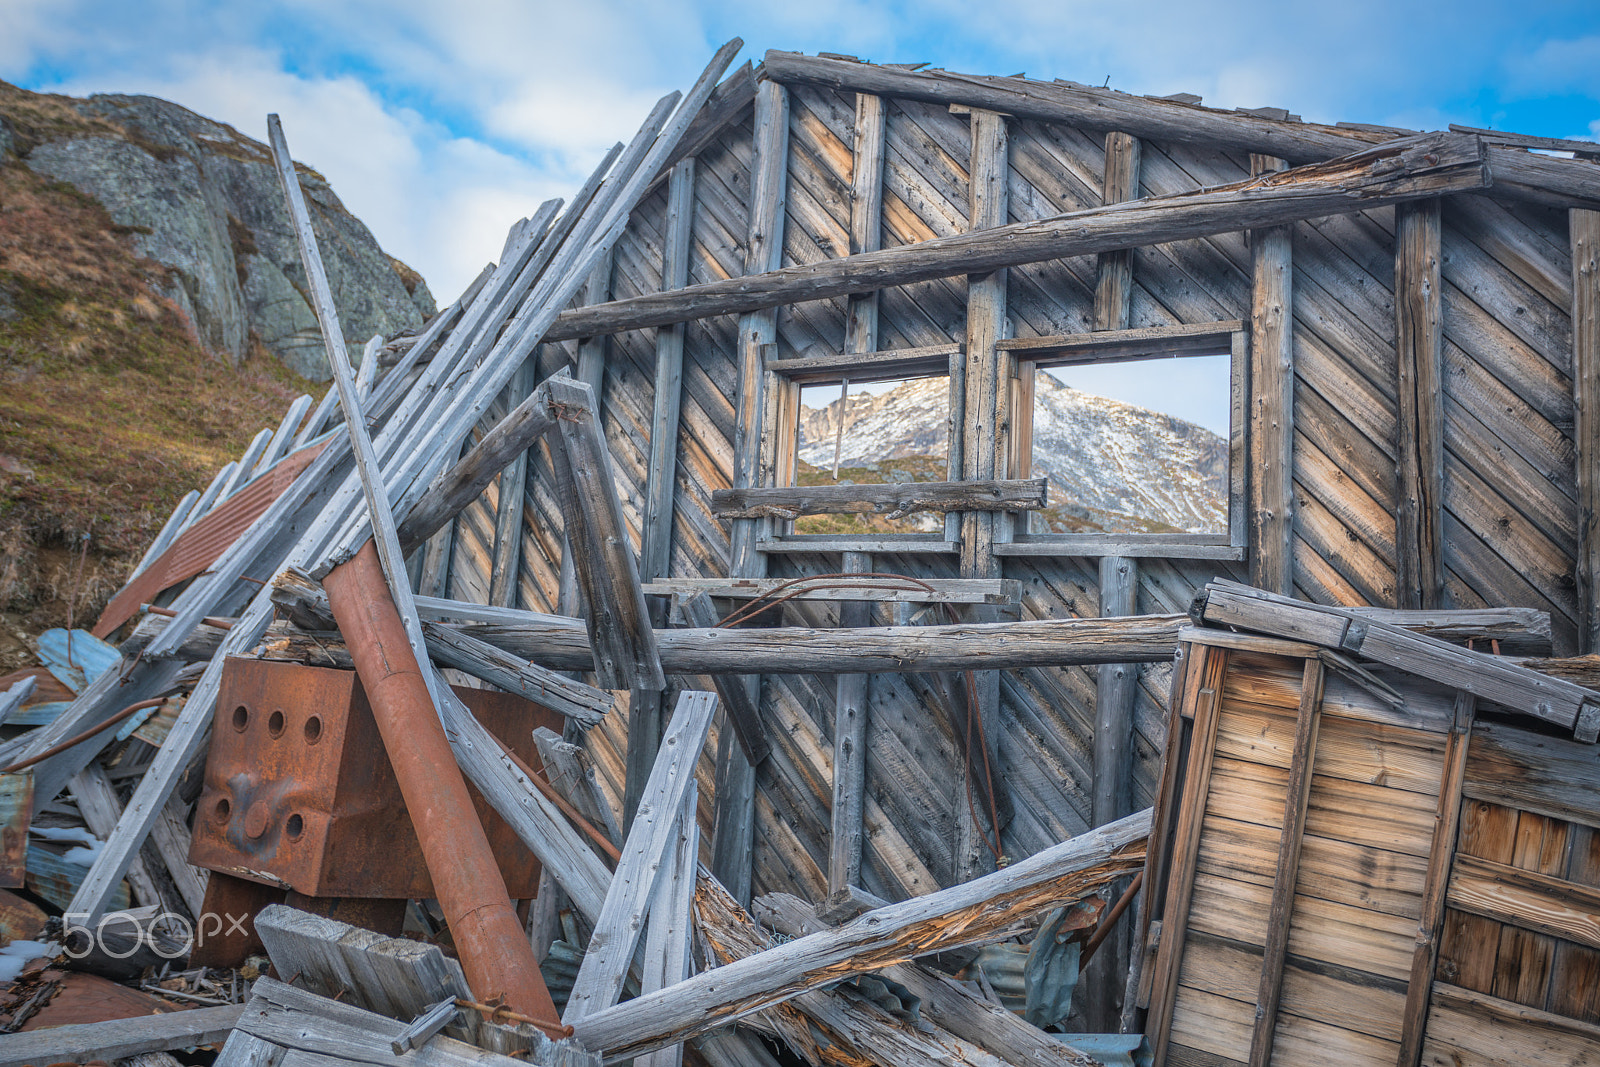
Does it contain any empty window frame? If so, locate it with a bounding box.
[759,343,960,547]
[1004,322,1247,557]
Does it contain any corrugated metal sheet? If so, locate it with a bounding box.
[93,441,326,638]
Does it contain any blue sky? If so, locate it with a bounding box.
[3,0,1599,307]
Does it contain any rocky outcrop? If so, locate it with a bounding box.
[0,83,433,379]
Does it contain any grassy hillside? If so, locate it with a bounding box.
[0,154,322,636]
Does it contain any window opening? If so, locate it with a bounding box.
[1027,350,1232,537]
[793,375,949,535]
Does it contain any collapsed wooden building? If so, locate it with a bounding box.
[2,38,1600,1067]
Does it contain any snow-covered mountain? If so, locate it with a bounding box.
[797,375,1227,534]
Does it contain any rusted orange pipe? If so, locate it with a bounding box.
[324,541,557,1023]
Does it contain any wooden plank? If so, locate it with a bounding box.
[394,383,558,556]
[760,51,1379,165]
[845,91,886,354]
[677,594,769,768]
[422,621,614,729]
[1246,657,1323,1067]
[643,576,1021,604]
[0,1004,244,1067]
[558,256,613,618]
[487,359,535,608]
[563,691,718,1024]
[829,550,872,898]
[728,79,788,578]
[1187,871,1418,981]
[546,375,665,692]
[1551,822,1600,1022]
[1178,931,1408,1042]
[1213,702,1447,795]
[1149,647,1229,1064]
[254,904,469,1020]
[764,343,960,383]
[569,809,1149,1058]
[1395,198,1446,609]
[531,727,622,848]
[1088,554,1138,1030]
[997,320,1241,357]
[1198,582,1600,736]
[641,157,696,589]
[637,790,698,1067]
[1248,154,1294,595]
[1463,719,1600,828]
[1398,690,1474,1067]
[67,764,166,910]
[1491,810,1569,1007]
[1093,131,1142,331]
[237,976,577,1067]
[1573,209,1600,653]
[1447,852,1600,952]
[956,105,1008,885]
[547,132,1492,341]
[712,478,1046,518]
[1420,982,1600,1067]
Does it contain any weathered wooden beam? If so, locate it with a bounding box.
[460,612,1187,674]
[829,551,872,899]
[845,91,886,354]
[1247,153,1295,595]
[761,51,1376,164]
[955,105,1010,885]
[641,158,696,589]
[1086,554,1138,1030]
[996,320,1238,358]
[710,76,787,907]
[1246,657,1325,1067]
[564,691,718,1024]
[487,359,536,608]
[569,809,1149,1058]
[764,342,959,384]
[67,764,166,910]
[547,375,664,693]
[1093,131,1142,331]
[237,977,587,1067]
[1146,645,1228,1063]
[1395,198,1445,609]
[546,133,1490,341]
[532,727,623,847]
[644,576,1020,604]
[754,892,1101,1067]
[637,790,698,1067]
[728,78,789,579]
[678,593,762,908]
[422,621,614,728]
[395,379,556,555]
[678,593,769,765]
[1484,145,1600,210]
[559,255,614,619]
[712,479,1046,519]
[1573,208,1600,653]
[1396,691,1474,1067]
[1197,581,1600,738]
[0,1004,244,1067]
[1342,605,1551,655]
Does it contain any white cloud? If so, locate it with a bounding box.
[1506,34,1600,97]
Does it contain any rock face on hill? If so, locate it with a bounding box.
[798,374,1227,534]
[0,82,433,379]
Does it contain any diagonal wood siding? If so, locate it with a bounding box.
[434,79,1581,916]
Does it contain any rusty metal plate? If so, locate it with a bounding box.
[0,772,33,888]
[190,658,561,898]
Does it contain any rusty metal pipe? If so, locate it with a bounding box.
[324,541,557,1022]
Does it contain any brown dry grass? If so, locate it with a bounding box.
[0,157,324,627]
